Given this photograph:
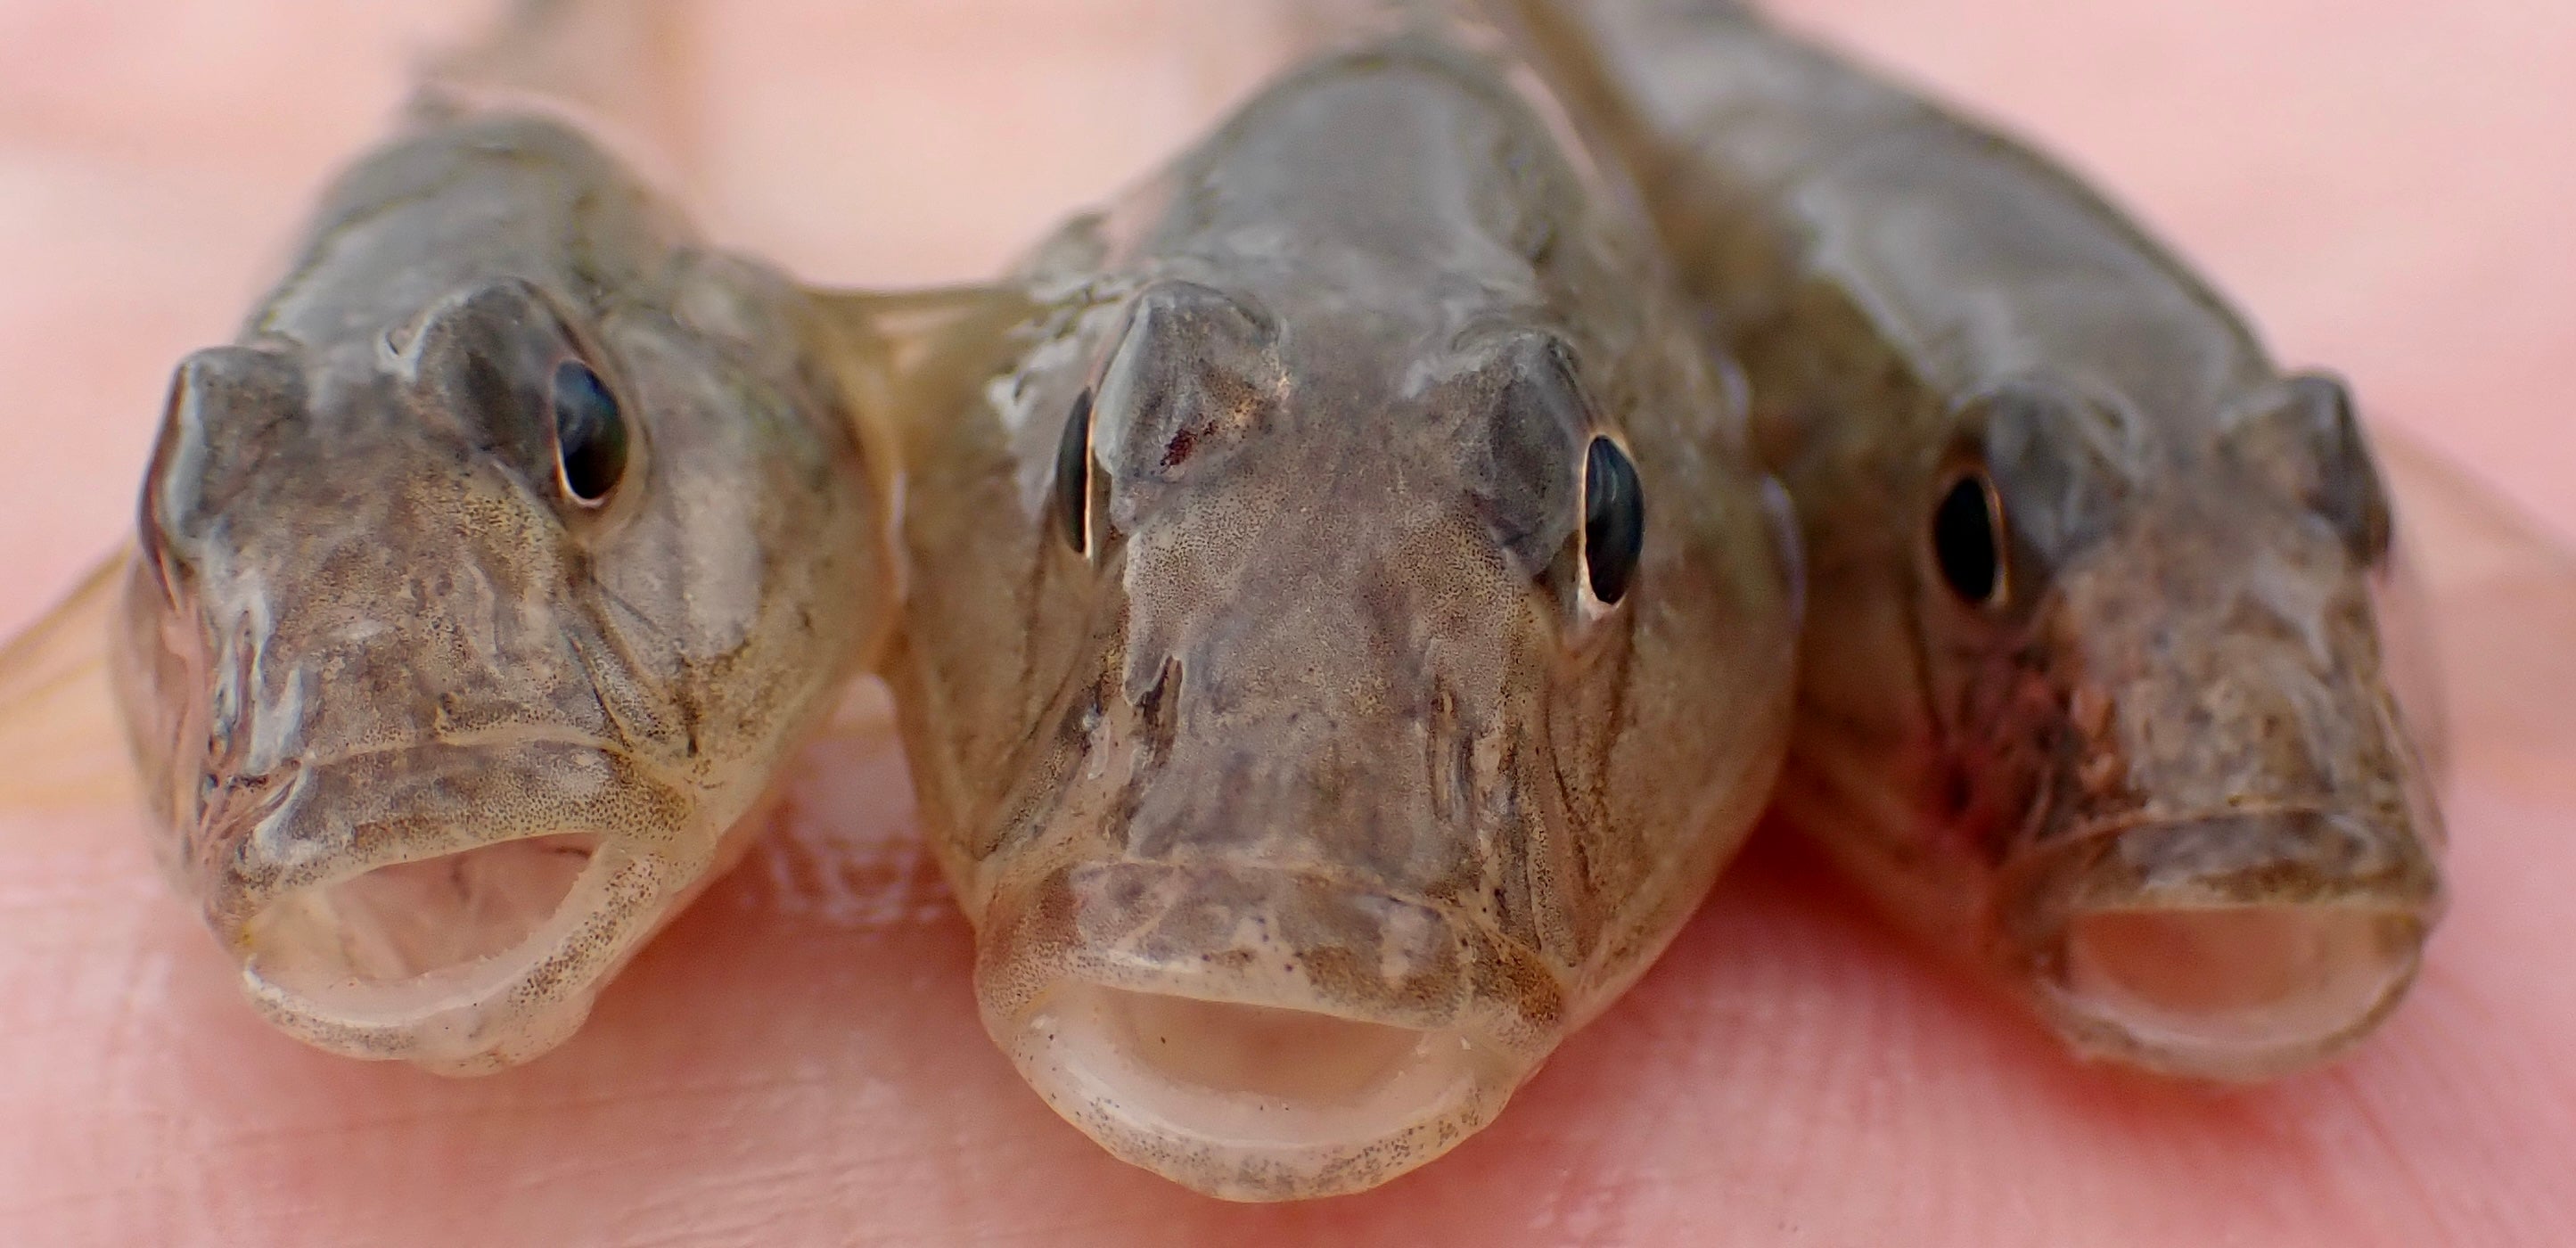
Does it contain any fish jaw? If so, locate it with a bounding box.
[241,838,649,1073]
[1990,511,2445,1080]
[975,858,1559,1202]
[188,735,718,1071]
[1999,808,2441,1081]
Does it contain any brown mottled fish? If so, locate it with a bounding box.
[1497,0,2445,1079]
[0,1,895,1071]
[860,7,1800,1200]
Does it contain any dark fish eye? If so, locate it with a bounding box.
[1582,435,1644,605]
[1054,388,1095,554]
[1932,471,2005,606]
[551,357,628,505]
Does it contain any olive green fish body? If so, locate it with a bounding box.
[882,19,1797,1199]
[117,70,886,1068]
[1504,0,2442,1079]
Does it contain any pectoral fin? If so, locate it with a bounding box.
[0,547,142,811]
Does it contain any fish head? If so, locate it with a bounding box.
[119,267,876,1069]
[1910,370,2442,1078]
[959,273,1777,1196]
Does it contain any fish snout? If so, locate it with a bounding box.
[205,737,708,1071]
[2003,809,2441,1080]
[974,858,1558,1201]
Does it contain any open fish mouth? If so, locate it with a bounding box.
[974,859,1557,1201]
[201,737,706,1071]
[1012,983,1522,1201]
[234,834,682,1072]
[246,831,606,986]
[2043,901,2429,1078]
[2005,809,2441,1080]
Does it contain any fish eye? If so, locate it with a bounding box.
[1932,470,2005,607]
[550,357,628,505]
[1581,436,1644,605]
[1054,388,1095,554]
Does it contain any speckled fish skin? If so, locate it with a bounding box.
[111,15,888,1071]
[877,16,1798,1200]
[1498,0,2444,1079]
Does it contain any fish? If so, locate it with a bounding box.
[1494,0,2446,1080]
[855,6,1801,1201]
[0,0,898,1073]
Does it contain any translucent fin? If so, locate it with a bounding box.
[810,285,1045,379]
[0,547,140,811]
[806,283,1045,637]
[2373,425,2576,768]
[2375,425,2576,587]
[819,285,1049,456]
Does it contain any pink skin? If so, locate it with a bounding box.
[1,1,2570,1242]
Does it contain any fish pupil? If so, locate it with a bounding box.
[1582,436,1644,605]
[1932,472,2002,604]
[1055,389,1095,554]
[551,358,628,505]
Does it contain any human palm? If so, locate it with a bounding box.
[1,2,2567,1242]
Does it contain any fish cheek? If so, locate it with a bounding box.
[570,333,789,746]
[1915,380,2138,847]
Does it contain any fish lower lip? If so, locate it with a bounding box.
[1010,982,1519,1202]
[245,830,608,988]
[197,735,704,1070]
[237,833,663,1071]
[2003,809,2441,1078]
[972,858,1560,1199]
[2042,903,2426,1078]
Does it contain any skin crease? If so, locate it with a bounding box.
[0,0,2568,1243]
